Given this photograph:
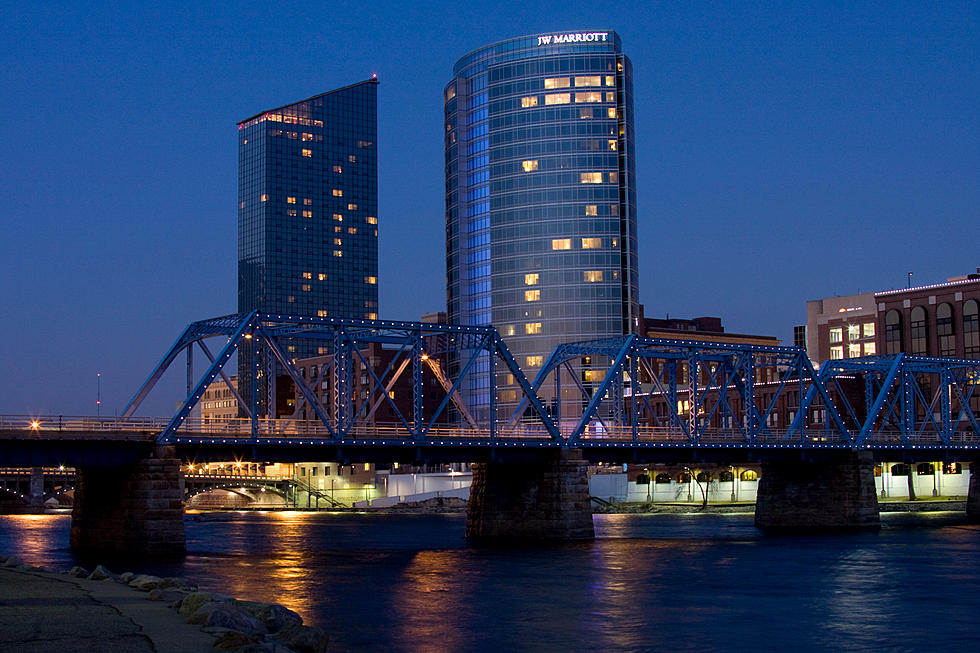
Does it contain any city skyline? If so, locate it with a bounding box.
[1,2,977,415]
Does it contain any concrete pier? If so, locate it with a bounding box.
[29,467,45,511]
[968,461,980,522]
[466,448,594,540]
[70,447,185,556]
[755,451,880,530]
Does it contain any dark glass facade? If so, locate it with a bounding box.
[238,80,379,410]
[445,32,639,416]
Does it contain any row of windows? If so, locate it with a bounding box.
[885,300,979,356]
[829,323,875,343]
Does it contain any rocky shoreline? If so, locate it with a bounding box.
[0,554,327,652]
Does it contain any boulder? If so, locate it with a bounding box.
[276,622,329,653]
[87,565,116,581]
[118,571,136,584]
[179,591,230,617]
[237,601,303,633]
[3,558,23,569]
[158,576,195,590]
[212,630,260,650]
[67,565,89,577]
[148,588,190,604]
[128,574,163,591]
[187,602,265,635]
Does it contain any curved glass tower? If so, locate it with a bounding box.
[445,31,639,418]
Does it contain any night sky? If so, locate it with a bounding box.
[1,1,977,416]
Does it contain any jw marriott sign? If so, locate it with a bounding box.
[537,32,609,46]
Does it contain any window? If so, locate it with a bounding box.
[301,284,311,292]
[347,227,357,234]
[964,300,979,355]
[608,140,617,150]
[574,76,601,87]
[584,270,603,282]
[830,346,844,360]
[608,172,618,183]
[525,273,539,285]
[910,306,928,355]
[522,160,538,172]
[304,198,312,205]
[301,132,313,141]
[260,194,268,202]
[347,203,358,211]
[579,108,593,119]
[366,313,377,320]
[318,310,328,317]
[607,107,617,118]
[287,209,297,216]
[886,310,903,354]
[585,205,597,216]
[366,216,378,225]
[574,92,602,103]
[333,250,342,257]
[829,328,843,343]
[520,96,538,107]
[581,238,601,249]
[544,77,570,89]
[301,149,312,157]
[849,344,861,358]
[545,93,571,105]
[333,213,343,221]
[525,322,542,334]
[318,273,326,281]
[606,92,615,102]
[526,355,543,367]
[364,276,377,284]
[740,470,758,481]
[943,462,962,474]
[605,75,615,86]
[287,196,297,204]
[580,172,602,184]
[863,322,875,337]
[333,238,342,246]
[333,165,342,173]
[937,303,955,356]
[525,289,540,302]
[302,210,312,218]
[551,239,571,250]
[864,342,876,355]
[848,324,860,341]
[302,272,312,279]
[332,189,343,197]
[348,155,356,163]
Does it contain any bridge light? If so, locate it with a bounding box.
[30,420,40,430]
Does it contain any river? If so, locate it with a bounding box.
[1,510,978,651]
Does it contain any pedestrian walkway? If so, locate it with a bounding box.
[0,566,215,653]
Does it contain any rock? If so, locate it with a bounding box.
[87,565,116,581]
[237,601,303,633]
[128,574,163,591]
[179,591,224,617]
[276,622,329,653]
[148,588,189,603]
[158,576,195,590]
[118,571,135,584]
[16,564,34,571]
[67,565,89,577]
[187,602,265,635]
[212,631,260,650]
[3,558,22,568]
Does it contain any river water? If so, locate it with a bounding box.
[1,510,978,652]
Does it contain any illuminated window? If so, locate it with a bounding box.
[347,203,358,211]
[287,197,297,204]
[333,238,342,246]
[366,313,377,320]
[848,324,860,341]
[365,276,377,284]
[575,92,602,103]
[287,209,297,216]
[581,238,601,249]
[551,239,572,250]
[864,342,876,355]
[302,210,312,218]
[574,75,601,87]
[318,310,328,317]
[525,322,542,335]
[830,346,844,360]
[584,271,603,282]
[525,289,540,301]
[333,213,343,221]
[580,172,602,184]
[608,140,617,150]
[521,96,538,107]
[579,108,593,119]
[301,149,312,157]
[287,296,296,303]
[585,205,597,216]
[239,201,245,209]
[829,328,843,343]
[348,154,356,163]
[347,227,357,234]
[605,75,615,86]
[522,160,538,172]
[333,165,342,173]
[608,172,618,183]
[503,325,515,336]
[545,93,571,105]
[304,198,312,205]
[607,108,617,119]
[302,284,312,292]
[544,77,570,89]
[446,84,456,100]
[333,250,343,257]
[334,226,342,233]
[332,189,343,197]
[525,273,539,285]
[260,194,268,202]
[302,272,312,279]
[301,132,313,141]
[526,355,543,367]
[606,92,615,102]
[366,216,377,224]
[863,322,876,337]
[848,344,860,358]
[318,273,326,281]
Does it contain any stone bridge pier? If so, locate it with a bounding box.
[70,446,185,557]
[466,448,594,540]
[755,451,880,530]
[968,461,980,522]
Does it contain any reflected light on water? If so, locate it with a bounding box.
[391,550,473,650]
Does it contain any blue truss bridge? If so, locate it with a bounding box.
[3,312,980,466]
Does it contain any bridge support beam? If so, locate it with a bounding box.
[70,447,185,557]
[29,467,45,512]
[968,462,980,523]
[466,448,594,540]
[755,451,879,530]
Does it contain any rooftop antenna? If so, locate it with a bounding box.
[907,272,912,289]
[97,372,102,417]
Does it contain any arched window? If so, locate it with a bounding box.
[937,303,955,356]
[696,472,712,483]
[635,474,650,485]
[678,472,692,484]
[891,463,910,476]
[885,310,903,354]
[655,473,672,484]
[740,470,758,481]
[910,306,928,355]
[719,471,734,482]
[942,462,961,474]
[916,463,935,475]
[964,300,979,356]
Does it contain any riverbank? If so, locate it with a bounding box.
[592,498,969,514]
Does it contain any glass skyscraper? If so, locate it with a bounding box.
[238,79,379,410]
[445,32,639,418]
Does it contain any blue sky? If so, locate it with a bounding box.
[1,1,977,415]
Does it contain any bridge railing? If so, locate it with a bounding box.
[0,415,167,434]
